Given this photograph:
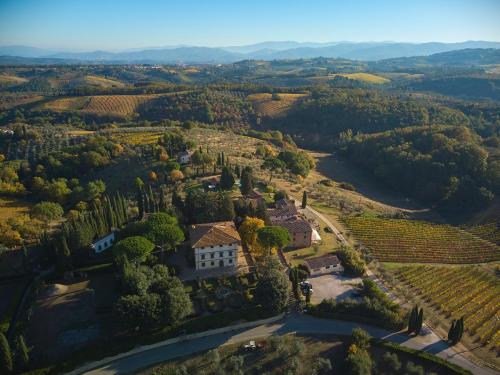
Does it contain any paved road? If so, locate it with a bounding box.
[79,314,494,375]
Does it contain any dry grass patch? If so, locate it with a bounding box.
[247,92,307,118]
[0,197,32,221]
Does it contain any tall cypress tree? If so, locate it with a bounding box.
[220,194,235,221]
[220,166,235,190]
[448,320,457,344]
[240,166,254,196]
[301,191,308,209]
[415,308,424,335]
[0,331,13,374]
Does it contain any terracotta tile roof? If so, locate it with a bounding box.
[305,254,341,270]
[274,218,312,234]
[268,203,298,220]
[246,189,263,200]
[189,221,241,248]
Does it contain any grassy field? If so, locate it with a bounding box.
[392,264,500,353]
[0,73,28,86]
[247,92,307,117]
[0,197,32,221]
[284,225,339,267]
[83,75,126,88]
[344,216,500,264]
[313,72,390,84]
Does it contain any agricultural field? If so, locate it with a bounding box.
[82,75,126,88]
[465,220,500,246]
[393,264,500,353]
[247,92,308,118]
[40,94,158,116]
[313,72,390,84]
[344,216,500,263]
[0,93,45,110]
[0,73,28,86]
[106,129,165,145]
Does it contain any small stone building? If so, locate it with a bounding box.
[305,254,344,276]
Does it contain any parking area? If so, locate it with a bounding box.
[307,273,362,304]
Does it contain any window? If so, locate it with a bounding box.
[201,254,205,260]
[210,245,214,248]
[211,261,214,266]
[104,241,108,247]
[229,251,233,257]
[201,262,205,268]
[211,253,215,259]
[98,245,102,251]
[228,259,232,264]
[110,238,114,243]
[219,252,223,257]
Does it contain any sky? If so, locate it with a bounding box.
[0,0,499,51]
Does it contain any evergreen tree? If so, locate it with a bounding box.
[448,320,457,344]
[407,305,418,334]
[240,166,254,196]
[0,332,13,374]
[57,236,72,273]
[301,191,307,209]
[14,335,29,372]
[415,307,424,335]
[234,165,241,178]
[136,185,144,218]
[220,166,235,190]
[221,194,235,221]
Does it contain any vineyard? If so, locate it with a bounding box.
[41,94,157,116]
[247,93,308,118]
[394,265,500,351]
[465,220,500,246]
[82,75,126,88]
[344,216,500,263]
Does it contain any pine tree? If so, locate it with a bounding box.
[14,335,29,372]
[301,191,307,209]
[0,332,13,374]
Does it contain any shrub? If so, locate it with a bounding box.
[338,246,366,276]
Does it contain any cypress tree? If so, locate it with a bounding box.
[407,305,418,334]
[220,166,235,190]
[240,166,254,196]
[14,335,29,372]
[448,320,457,344]
[0,331,13,374]
[415,308,424,335]
[301,191,307,209]
[221,194,235,221]
[136,186,144,218]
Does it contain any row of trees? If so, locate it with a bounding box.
[0,333,29,374]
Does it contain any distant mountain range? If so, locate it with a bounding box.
[1,41,500,64]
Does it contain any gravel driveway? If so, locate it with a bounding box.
[308,274,362,304]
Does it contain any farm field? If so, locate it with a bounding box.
[393,264,500,353]
[344,216,500,263]
[247,92,307,118]
[82,75,126,88]
[465,220,500,246]
[0,73,28,86]
[313,72,390,84]
[40,94,158,116]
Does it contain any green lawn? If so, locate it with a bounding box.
[283,226,339,267]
